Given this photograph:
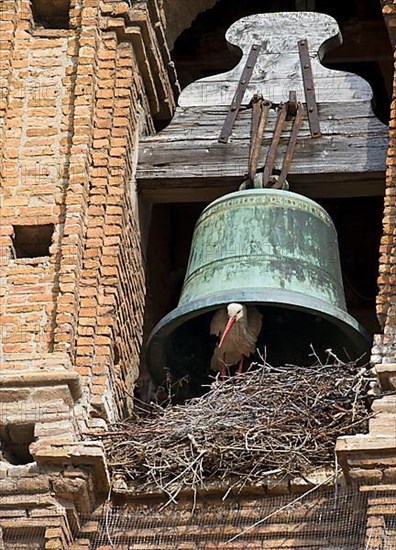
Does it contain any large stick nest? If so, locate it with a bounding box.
[102,361,372,501]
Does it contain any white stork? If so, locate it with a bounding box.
[210,303,262,379]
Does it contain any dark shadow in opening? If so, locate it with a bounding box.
[0,424,35,465]
[30,0,70,29]
[165,305,370,402]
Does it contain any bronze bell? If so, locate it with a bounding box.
[146,189,370,393]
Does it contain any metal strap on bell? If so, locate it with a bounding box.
[146,188,370,389]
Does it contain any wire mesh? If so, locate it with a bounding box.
[75,487,382,549]
[2,488,395,548]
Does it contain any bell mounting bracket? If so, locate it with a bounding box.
[218,44,261,143]
[262,95,304,189]
[298,38,321,138]
[244,91,304,190]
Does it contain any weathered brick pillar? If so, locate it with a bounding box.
[0,0,176,546]
[336,4,396,544]
[376,2,396,362]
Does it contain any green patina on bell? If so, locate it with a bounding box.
[146,188,370,390]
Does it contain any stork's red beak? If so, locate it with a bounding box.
[218,316,236,348]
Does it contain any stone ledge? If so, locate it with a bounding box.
[360,483,396,492]
[371,394,396,413]
[336,433,396,481]
[0,370,82,402]
[0,352,73,369]
[0,493,56,509]
[31,441,110,495]
[336,434,396,454]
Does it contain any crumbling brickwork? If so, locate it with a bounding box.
[0,0,176,543]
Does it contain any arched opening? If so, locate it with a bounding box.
[139,0,390,402]
[172,0,392,123]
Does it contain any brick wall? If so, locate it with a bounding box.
[365,488,396,549]
[70,33,150,420]
[0,0,175,423]
[0,2,77,360]
[375,49,396,363]
[0,455,108,548]
[72,486,372,549]
[113,192,146,418]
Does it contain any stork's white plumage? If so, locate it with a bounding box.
[210,303,262,378]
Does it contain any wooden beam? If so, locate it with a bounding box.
[137,173,385,203]
[137,103,387,202]
[177,12,373,107]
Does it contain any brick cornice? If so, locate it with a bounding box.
[99,0,178,120]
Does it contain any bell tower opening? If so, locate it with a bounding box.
[139,1,390,402]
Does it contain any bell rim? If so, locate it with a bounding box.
[145,288,371,384]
